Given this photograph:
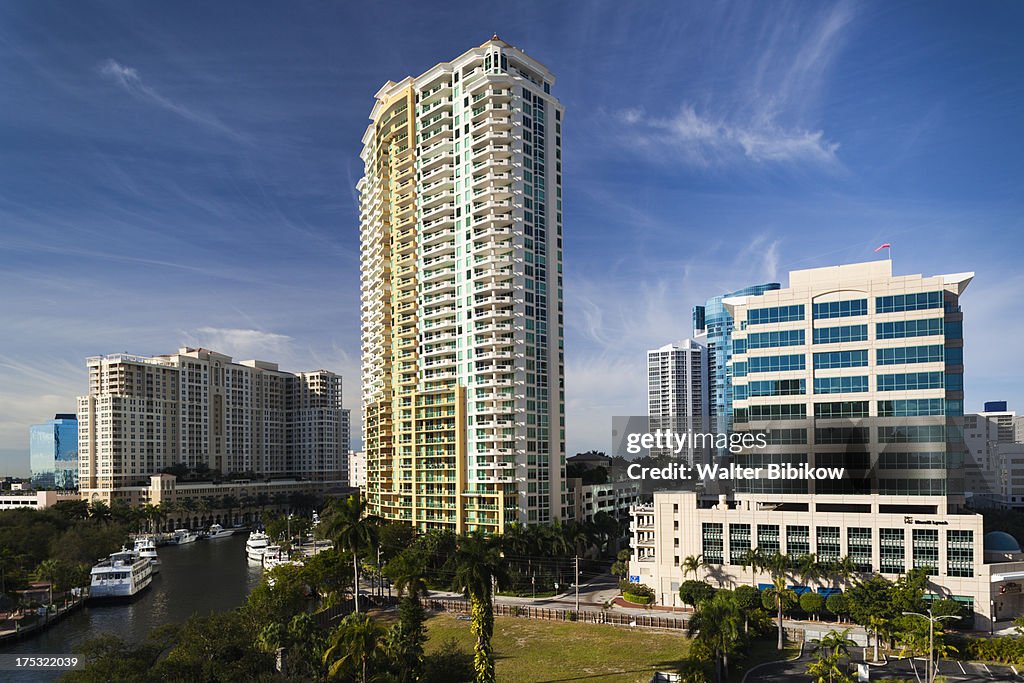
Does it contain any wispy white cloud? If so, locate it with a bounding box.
[99,58,247,142]
[616,3,853,168]
[183,327,293,361]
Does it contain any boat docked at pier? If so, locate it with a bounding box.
[173,528,198,545]
[133,537,160,574]
[245,530,270,561]
[89,549,153,600]
[207,524,235,540]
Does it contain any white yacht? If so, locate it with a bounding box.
[134,537,160,573]
[207,524,235,540]
[89,549,153,600]
[245,530,270,561]
[173,528,198,545]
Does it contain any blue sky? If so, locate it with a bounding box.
[1,1,1022,476]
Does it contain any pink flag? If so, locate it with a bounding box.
[874,243,891,252]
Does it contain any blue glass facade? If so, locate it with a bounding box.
[30,414,78,490]
[693,282,780,431]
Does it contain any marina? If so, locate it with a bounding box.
[0,533,261,682]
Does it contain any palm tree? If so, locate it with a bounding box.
[321,494,379,613]
[762,554,795,651]
[323,612,385,682]
[739,549,763,587]
[688,590,744,683]
[814,628,857,661]
[452,532,511,683]
[386,551,428,601]
[796,553,821,589]
[832,555,857,590]
[89,500,111,523]
[682,554,705,581]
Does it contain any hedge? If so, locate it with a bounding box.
[623,592,653,605]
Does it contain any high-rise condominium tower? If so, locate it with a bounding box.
[77,348,348,502]
[359,37,566,533]
[646,340,708,463]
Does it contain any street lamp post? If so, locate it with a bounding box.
[901,609,959,683]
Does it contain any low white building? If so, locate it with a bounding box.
[630,490,1024,630]
[0,490,79,510]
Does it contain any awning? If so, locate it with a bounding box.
[817,587,842,597]
[991,571,1024,583]
[758,583,773,591]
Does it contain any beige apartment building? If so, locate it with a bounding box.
[77,347,348,504]
[359,37,567,533]
[630,261,1024,629]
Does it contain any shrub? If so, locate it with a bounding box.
[625,582,656,599]
[623,592,653,605]
[800,592,825,618]
[825,593,849,619]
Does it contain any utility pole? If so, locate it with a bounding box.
[574,556,580,614]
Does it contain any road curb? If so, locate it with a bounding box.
[740,641,804,683]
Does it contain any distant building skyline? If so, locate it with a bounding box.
[2,3,1024,477]
[29,413,78,490]
[77,347,348,504]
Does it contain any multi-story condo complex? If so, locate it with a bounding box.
[30,413,79,489]
[647,340,708,463]
[77,347,348,503]
[631,261,1024,629]
[358,37,566,533]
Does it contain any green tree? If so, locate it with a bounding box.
[682,554,705,581]
[319,494,380,613]
[764,575,797,651]
[806,650,854,683]
[323,612,385,683]
[610,547,631,580]
[800,591,826,620]
[688,589,744,683]
[384,547,429,682]
[739,548,764,587]
[847,575,894,662]
[452,532,510,683]
[826,592,849,622]
[679,580,716,608]
[733,584,762,632]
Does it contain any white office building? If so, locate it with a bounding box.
[630,261,1024,629]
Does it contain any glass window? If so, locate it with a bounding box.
[876,291,943,313]
[749,404,807,421]
[748,305,805,325]
[945,373,963,391]
[813,299,868,320]
[877,345,944,365]
[747,330,806,349]
[814,376,869,394]
[813,325,868,344]
[749,379,806,397]
[876,318,943,339]
[815,401,870,418]
[876,372,944,391]
[877,399,945,417]
[814,350,868,369]
[750,354,806,373]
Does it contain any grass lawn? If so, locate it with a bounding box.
[425,613,690,683]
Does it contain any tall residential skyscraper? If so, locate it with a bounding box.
[30,414,78,490]
[646,340,708,463]
[359,37,566,533]
[77,348,348,503]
